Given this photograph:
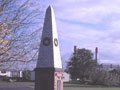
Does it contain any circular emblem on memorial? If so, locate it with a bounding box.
[43,37,50,46]
[54,38,58,47]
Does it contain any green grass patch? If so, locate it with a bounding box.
[0,81,120,90]
[64,87,120,90]
[0,81,34,88]
[64,83,120,90]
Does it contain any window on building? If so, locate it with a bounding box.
[1,70,6,73]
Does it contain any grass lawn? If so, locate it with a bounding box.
[0,81,120,90]
[64,87,120,90]
[0,81,34,88]
[64,83,120,90]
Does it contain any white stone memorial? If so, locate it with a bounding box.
[37,5,62,69]
[35,6,63,90]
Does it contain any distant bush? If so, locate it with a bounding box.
[0,76,4,81]
[22,70,31,81]
[89,69,120,86]
[3,76,9,81]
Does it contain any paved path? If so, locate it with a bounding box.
[0,86,34,90]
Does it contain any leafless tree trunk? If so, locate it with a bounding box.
[0,0,42,69]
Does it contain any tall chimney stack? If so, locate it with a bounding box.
[74,45,77,55]
[95,47,98,63]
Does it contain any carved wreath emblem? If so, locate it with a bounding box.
[54,38,58,47]
[43,37,50,46]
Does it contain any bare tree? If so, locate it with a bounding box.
[0,0,42,69]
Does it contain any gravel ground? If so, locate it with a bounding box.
[0,86,34,90]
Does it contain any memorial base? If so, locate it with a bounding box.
[35,68,63,90]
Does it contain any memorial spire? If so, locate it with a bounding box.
[37,6,62,69]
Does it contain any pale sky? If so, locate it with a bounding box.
[35,0,120,68]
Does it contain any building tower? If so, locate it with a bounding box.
[35,6,63,90]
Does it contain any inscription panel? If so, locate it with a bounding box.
[57,80,61,90]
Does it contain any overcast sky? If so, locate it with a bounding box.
[36,0,120,68]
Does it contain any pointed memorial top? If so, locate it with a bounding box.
[48,5,53,9]
[46,5,53,14]
[36,6,62,69]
